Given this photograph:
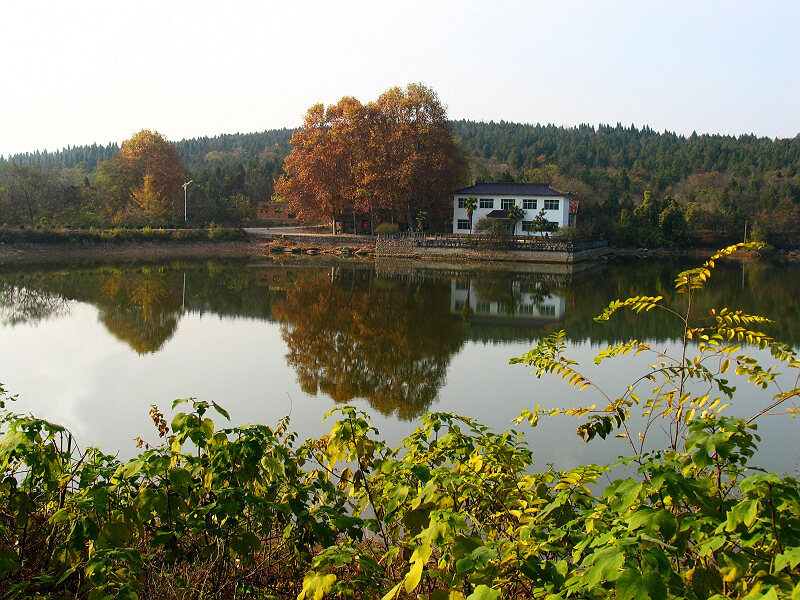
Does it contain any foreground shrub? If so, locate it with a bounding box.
[1,396,798,599]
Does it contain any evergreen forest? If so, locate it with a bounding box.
[2,120,800,246]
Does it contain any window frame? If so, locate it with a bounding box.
[544,198,560,211]
[479,198,494,209]
[457,219,470,230]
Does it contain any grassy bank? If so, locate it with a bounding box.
[0,225,249,245]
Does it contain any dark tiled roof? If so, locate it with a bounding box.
[453,183,570,197]
[485,209,509,218]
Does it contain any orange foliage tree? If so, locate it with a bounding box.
[95,130,185,224]
[276,84,468,232]
[275,99,370,233]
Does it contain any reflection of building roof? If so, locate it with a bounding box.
[485,209,509,218]
[454,183,570,196]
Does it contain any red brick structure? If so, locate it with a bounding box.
[257,201,295,221]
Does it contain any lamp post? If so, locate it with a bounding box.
[182,180,193,223]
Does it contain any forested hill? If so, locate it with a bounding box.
[452,120,800,181]
[3,120,800,245]
[5,121,799,180]
[1,130,294,173]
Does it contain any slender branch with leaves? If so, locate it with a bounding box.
[512,242,800,454]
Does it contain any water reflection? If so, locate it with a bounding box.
[96,271,183,354]
[452,273,567,324]
[0,279,70,326]
[2,256,800,426]
[273,269,465,419]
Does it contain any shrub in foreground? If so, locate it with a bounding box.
[1,398,798,599]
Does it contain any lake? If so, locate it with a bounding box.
[1,254,798,474]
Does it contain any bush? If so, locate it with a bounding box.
[375,222,399,235]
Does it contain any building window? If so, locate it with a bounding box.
[548,221,559,230]
[501,199,515,210]
[523,198,537,210]
[544,199,559,210]
[538,304,556,316]
[521,221,534,232]
[476,301,491,313]
[458,197,467,208]
[479,198,494,209]
[457,219,470,230]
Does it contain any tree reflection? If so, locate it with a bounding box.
[0,281,70,326]
[96,271,183,354]
[273,269,465,420]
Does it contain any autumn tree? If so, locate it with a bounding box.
[276,98,369,232]
[94,129,184,224]
[372,83,468,225]
[131,173,170,220]
[276,84,468,232]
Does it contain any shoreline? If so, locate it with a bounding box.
[1,235,797,266]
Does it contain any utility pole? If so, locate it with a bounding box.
[182,180,193,223]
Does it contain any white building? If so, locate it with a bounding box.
[452,183,575,235]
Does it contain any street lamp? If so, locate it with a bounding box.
[182,180,193,223]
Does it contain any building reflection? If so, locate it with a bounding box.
[451,279,566,322]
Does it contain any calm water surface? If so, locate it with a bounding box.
[1,255,798,473]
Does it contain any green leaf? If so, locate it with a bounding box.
[466,585,501,600]
[50,507,75,526]
[626,507,655,532]
[229,531,260,558]
[606,478,642,512]
[299,571,337,600]
[168,467,193,494]
[653,509,677,540]
[616,569,667,600]
[775,546,800,572]
[211,401,230,421]
[687,564,723,597]
[584,547,624,588]
[402,508,431,537]
[725,498,758,531]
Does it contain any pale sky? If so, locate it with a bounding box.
[2,0,799,158]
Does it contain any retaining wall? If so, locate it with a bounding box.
[375,235,609,264]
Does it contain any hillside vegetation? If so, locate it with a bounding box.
[3,120,799,245]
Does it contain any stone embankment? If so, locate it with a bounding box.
[375,233,609,264]
[261,233,376,258]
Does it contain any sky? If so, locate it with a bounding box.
[2,0,799,157]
